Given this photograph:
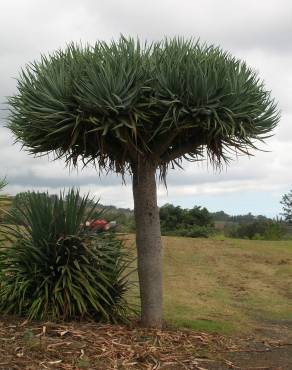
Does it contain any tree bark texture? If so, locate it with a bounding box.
[132,161,163,328]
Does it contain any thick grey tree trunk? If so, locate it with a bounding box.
[132,161,163,328]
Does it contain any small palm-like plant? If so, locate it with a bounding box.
[0,189,134,321]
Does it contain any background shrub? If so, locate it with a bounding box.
[164,225,215,238]
[160,204,215,237]
[224,220,286,240]
[0,189,134,322]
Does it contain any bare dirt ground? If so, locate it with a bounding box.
[0,317,291,370]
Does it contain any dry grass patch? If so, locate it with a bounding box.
[162,236,292,334]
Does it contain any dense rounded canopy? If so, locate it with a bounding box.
[8,37,279,175]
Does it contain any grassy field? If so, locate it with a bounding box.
[164,236,292,334]
[128,235,292,335]
[1,226,291,336]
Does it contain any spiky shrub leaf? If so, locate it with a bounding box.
[0,189,134,322]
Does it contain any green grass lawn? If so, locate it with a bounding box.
[127,235,292,335]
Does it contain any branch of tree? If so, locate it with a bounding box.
[152,130,180,157]
[161,138,203,162]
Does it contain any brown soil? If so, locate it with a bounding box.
[0,317,291,370]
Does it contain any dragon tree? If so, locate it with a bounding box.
[8,37,279,328]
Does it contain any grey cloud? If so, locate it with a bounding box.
[0,0,292,214]
[4,159,265,190]
[6,170,125,189]
[83,0,292,53]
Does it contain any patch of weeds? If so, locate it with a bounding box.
[77,359,91,368]
[22,328,42,350]
[22,328,34,343]
[211,233,226,241]
[275,265,292,276]
[262,308,292,321]
[170,318,234,334]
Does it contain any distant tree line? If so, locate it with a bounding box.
[3,190,292,240]
[224,220,286,240]
[211,210,272,224]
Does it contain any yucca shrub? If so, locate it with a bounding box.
[0,189,134,322]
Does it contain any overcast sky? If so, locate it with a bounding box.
[0,0,292,216]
